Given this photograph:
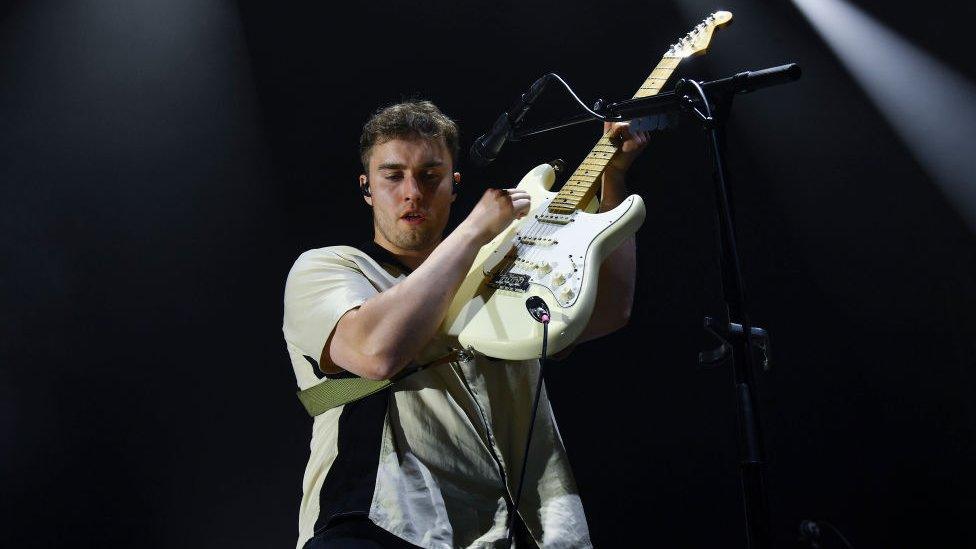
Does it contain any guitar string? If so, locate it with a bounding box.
[511,131,621,288]
[498,41,679,291]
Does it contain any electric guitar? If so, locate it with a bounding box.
[441,11,734,360]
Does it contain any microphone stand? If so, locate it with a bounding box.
[513,63,801,549]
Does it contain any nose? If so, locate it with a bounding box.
[401,174,423,202]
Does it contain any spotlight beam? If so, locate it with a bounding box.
[792,0,976,233]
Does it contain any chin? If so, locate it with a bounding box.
[392,229,435,251]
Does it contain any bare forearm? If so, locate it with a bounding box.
[330,222,483,379]
[584,169,638,339]
[594,233,636,326]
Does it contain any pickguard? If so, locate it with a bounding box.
[481,194,626,308]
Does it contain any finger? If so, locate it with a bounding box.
[615,122,632,137]
[614,126,635,146]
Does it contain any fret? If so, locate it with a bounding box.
[568,172,597,180]
[565,185,590,192]
[561,189,594,198]
[558,188,587,196]
[567,172,595,179]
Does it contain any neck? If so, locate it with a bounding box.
[373,233,440,271]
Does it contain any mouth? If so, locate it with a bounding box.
[400,211,427,225]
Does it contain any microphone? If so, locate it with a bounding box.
[469,75,550,167]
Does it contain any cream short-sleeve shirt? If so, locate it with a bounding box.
[283,245,591,549]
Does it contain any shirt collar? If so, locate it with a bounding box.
[360,240,414,275]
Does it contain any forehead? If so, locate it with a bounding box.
[369,136,450,171]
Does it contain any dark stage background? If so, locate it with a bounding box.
[3,0,975,547]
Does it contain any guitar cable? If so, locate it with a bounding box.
[506,296,552,548]
[542,73,612,122]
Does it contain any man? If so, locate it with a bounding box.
[283,100,648,548]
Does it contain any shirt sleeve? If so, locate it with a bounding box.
[282,248,379,368]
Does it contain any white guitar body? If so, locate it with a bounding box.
[441,163,646,360]
[440,10,731,360]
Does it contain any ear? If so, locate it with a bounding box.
[452,171,461,202]
[359,174,372,206]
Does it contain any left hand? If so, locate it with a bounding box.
[603,121,650,173]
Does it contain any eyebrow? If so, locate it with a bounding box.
[377,160,445,171]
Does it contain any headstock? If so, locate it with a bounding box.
[665,11,734,59]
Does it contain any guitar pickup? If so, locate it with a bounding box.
[536,211,574,225]
[516,234,558,246]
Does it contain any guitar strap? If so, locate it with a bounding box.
[295,240,470,417]
[296,348,471,417]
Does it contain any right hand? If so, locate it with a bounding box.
[463,188,531,245]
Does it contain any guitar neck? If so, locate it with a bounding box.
[548,55,681,215]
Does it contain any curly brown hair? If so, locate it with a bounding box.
[359,100,460,172]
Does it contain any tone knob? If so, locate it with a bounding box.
[537,262,552,274]
[552,273,566,286]
[560,286,574,300]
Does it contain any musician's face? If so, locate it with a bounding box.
[361,136,459,255]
